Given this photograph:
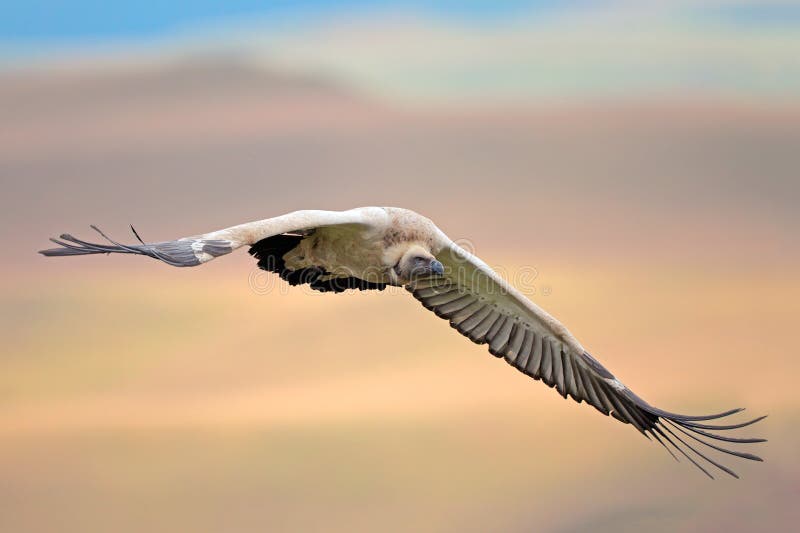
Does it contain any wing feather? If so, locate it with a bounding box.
[526,333,544,378]
[408,235,766,477]
[469,309,501,342]
[514,330,534,369]
[437,294,476,315]
[489,317,515,355]
[505,324,526,364]
[40,208,388,267]
[449,300,486,326]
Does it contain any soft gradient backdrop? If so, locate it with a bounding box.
[1,2,799,532]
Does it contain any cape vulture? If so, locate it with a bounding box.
[40,206,765,478]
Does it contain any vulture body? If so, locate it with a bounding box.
[40,206,766,478]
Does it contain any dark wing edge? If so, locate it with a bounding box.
[408,276,766,479]
[248,233,388,293]
[39,225,234,267]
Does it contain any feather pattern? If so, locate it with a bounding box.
[409,239,767,478]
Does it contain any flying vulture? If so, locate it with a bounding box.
[40,206,765,478]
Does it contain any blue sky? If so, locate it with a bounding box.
[2,1,798,102]
[1,1,574,42]
[3,1,798,43]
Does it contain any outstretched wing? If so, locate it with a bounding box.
[39,208,388,267]
[409,234,766,478]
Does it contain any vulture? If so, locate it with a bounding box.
[40,206,765,478]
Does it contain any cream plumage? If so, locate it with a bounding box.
[40,206,766,478]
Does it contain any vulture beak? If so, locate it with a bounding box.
[429,259,444,276]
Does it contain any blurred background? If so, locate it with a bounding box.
[1,1,799,532]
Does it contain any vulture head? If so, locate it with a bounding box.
[393,244,445,283]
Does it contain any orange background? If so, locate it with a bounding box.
[2,6,799,532]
